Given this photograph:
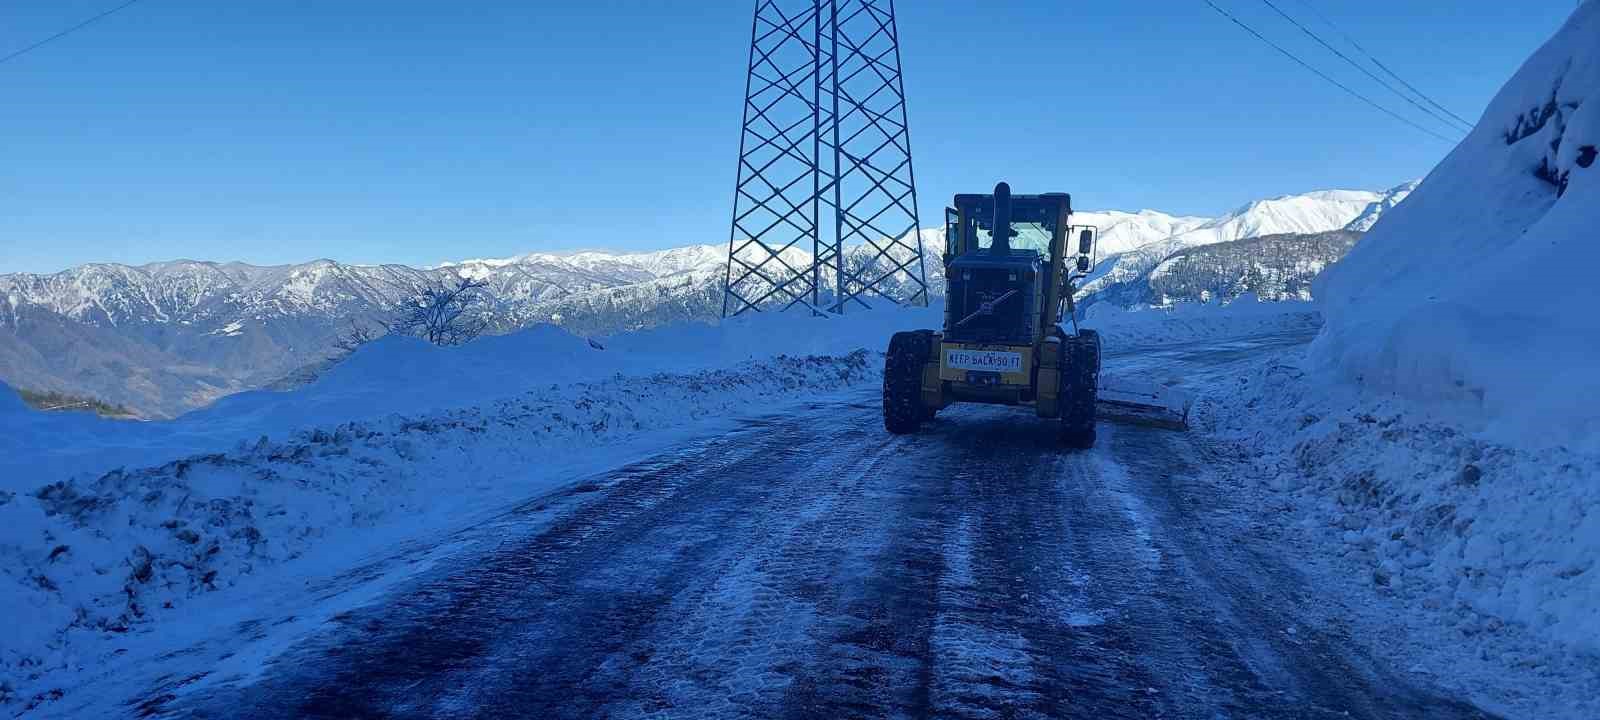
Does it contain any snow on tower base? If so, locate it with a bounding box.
[1311,0,1600,452]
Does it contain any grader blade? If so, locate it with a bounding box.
[1096,376,1192,431]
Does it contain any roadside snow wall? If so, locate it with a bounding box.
[1312,1,1600,451]
[0,304,944,489]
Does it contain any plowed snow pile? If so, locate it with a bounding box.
[1228,0,1600,698]
[1312,1,1600,452]
[1209,357,1600,719]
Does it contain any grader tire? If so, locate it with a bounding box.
[884,330,932,434]
[1059,329,1101,449]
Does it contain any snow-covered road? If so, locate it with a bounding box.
[131,331,1497,720]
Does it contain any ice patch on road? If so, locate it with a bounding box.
[929,514,1039,715]
[1090,428,1164,571]
[1062,610,1108,629]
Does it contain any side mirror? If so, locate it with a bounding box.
[1078,229,1094,255]
[1076,256,1090,273]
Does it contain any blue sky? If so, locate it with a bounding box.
[0,1,1577,273]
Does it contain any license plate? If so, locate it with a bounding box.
[946,349,1022,373]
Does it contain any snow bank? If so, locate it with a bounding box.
[1283,5,1600,675]
[0,352,881,710]
[0,382,24,415]
[0,305,942,491]
[194,306,947,440]
[1208,354,1600,703]
[1312,2,1600,451]
[1,386,116,492]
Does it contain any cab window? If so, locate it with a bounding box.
[974,221,1053,254]
[963,202,1058,256]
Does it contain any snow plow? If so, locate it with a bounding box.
[882,183,1190,447]
[1095,374,1193,431]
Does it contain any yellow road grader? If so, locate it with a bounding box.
[882,182,1187,448]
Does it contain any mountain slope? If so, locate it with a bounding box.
[1060,210,1211,256]
[0,248,718,417]
[1137,230,1363,306]
[1169,188,1390,248]
[1079,184,1413,310]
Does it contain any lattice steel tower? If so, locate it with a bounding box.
[721,0,927,318]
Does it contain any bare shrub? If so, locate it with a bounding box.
[388,277,492,346]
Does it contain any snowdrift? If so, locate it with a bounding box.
[1210,352,1600,717]
[185,305,948,436]
[1312,1,1600,451]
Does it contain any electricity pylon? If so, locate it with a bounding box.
[722,0,927,318]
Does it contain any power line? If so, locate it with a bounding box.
[1201,0,1459,143]
[1293,0,1476,130]
[1260,0,1469,135]
[0,0,144,68]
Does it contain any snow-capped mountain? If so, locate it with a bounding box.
[1061,210,1213,257]
[1168,186,1412,248]
[0,246,736,334]
[439,244,728,286]
[1078,183,1416,308]
[0,184,1412,416]
[0,247,738,417]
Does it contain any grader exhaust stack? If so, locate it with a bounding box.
[880,182,1190,446]
[990,182,1013,255]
